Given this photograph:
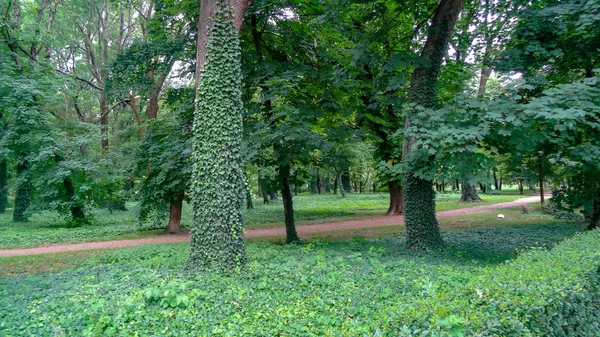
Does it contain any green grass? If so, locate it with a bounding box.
[0,192,532,249]
[0,222,591,336]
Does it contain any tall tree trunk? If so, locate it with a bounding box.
[316,168,322,194]
[401,0,464,250]
[386,181,403,215]
[280,165,300,243]
[244,171,253,209]
[187,1,249,272]
[166,194,183,234]
[0,161,6,213]
[13,160,30,222]
[459,181,482,202]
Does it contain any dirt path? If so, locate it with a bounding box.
[0,196,546,257]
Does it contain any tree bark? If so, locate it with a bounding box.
[166,194,183,233]
[13,160,31,222]
[386,181,403,215]
[63,176,85,221]
[259,176,269,204]
[401,0,465,250]
[341,168,352,193]
[0,161,7,213]
[280,165,300,243]
[337,172,346,198]
[459,181,482,202]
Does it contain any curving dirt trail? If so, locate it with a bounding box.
[0,196,546,257]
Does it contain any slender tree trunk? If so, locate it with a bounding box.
[459,181,482,202]
[166,194,183,234]
[0,161,7,213]
[280,165,300,243]
[538,155,545,206]
[99,91,109,156]
[13,160,31,222]
[401,0,464,250]
[386,181,403,215]
[316,168,322,194]
[337,172,346,198]
[519,179,524,195]
[493,171,499,190]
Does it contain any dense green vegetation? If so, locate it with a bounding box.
[1,225,596,336]
[1,0,599,334]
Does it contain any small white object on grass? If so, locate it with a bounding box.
[497,214,505,219]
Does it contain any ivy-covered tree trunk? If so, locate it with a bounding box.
[167,194,183,234]
[13,160,30,222]
[280,165,300,243]
[386,181,403,215]
[0,161,7,213]
[460,181,482,202]
[187,6,247,272]
[401,0,464,250]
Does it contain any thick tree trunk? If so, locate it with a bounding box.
[13,160,31,222]
[187,2,249,272]
[401,0,464,250]
[166,195,183,234]
[403,173,444,250]
[63,176,85,221]
[280,165,300,243]
[195,0,250,93]
[259,177,269,204]
[386,181,403,215]
[459,181,482,202]
[0,161,7,213]
[341,169,352,194]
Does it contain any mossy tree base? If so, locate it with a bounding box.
[403,173,444,250]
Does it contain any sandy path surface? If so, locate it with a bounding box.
[0,196,546,257]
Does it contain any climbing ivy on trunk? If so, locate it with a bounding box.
[186,6,246,272]
[401,0,465,250]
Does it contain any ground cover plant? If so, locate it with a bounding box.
[0,193,529,249]
[0,223,596,336]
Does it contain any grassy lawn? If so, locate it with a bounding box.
[0,220,593,336]
[0,192,533,249]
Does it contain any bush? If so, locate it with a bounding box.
[416,230,600,336]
